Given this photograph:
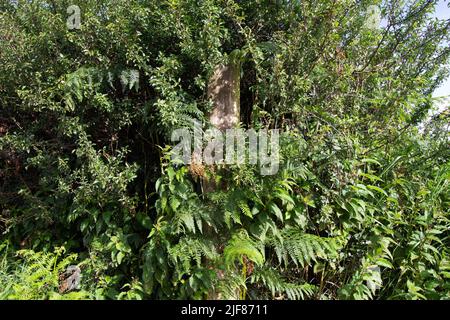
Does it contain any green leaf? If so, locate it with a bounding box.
[270,203,284,222]
[367,185,388,196]
[117,252,125,265]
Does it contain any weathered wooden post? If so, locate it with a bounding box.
[208,62,240,130]
[205,57,241,299]
[200,59,241,193]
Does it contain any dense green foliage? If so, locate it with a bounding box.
[0,0,449,300]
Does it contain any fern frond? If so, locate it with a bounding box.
[224,230,265,268]
[168,237,218,275]
[250,267,317,300]
[2,248,87,300]
[216,271,246,300]
[267,228,342,267]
